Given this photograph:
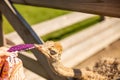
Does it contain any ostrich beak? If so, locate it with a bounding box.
[34,44,50,58]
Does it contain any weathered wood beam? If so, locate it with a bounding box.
[0,0,67,80]
[18,53,48,79]
[10,0,120,4]
[0,11,4,46]
[11,0,120,18]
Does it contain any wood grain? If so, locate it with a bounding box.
[0,0,67,80]
[0,11,4,46]
[18,53,48,79]
[11,0,120,3]
[10,0,120,17]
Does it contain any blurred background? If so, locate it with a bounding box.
[3,4,120,80]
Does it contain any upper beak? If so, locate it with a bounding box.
[34,44,50,58]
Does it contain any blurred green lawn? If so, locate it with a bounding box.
[3,5,69,34]
[42,16,101,41]
[3,5,102,42]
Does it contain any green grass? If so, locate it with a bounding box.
[41,16,102,41]
[3,5,102,42]
[3,5,69,34]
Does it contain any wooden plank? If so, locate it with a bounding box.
[18,53,48,79]
[0,0,67,80]
[11,0,120,4]
[11,0,120,18]
[0,11,4,46]
[24,68,46,80]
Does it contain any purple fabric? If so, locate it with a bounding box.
[7,44,34,52]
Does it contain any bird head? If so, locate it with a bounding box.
[35,41,63,62]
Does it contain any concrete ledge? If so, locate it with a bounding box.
[61,18,120,67]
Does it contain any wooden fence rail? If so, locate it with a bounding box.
[10,0,120,3]
[10,0,120,18]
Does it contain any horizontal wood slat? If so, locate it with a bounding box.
[11,0,120,4]
[11,0,120,17]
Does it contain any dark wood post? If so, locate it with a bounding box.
[0,11,4,46]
